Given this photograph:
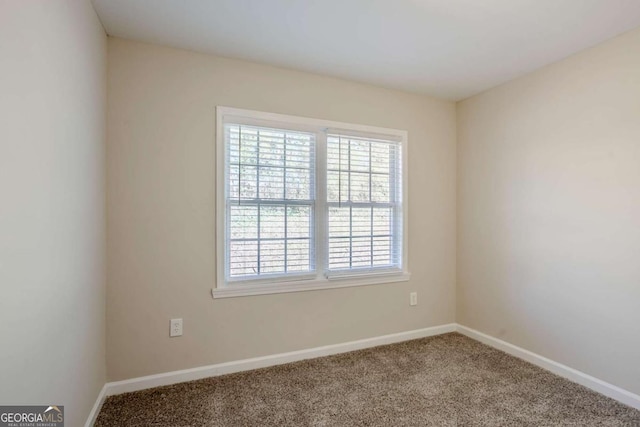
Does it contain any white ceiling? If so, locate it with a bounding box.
[92,0,640,100]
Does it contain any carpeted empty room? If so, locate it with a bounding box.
[95,334,640,426]
[3,1,640,426]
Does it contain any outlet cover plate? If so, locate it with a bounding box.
[170,318,183,337]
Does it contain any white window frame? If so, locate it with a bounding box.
[214,106,410,298]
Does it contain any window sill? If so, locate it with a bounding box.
[212,272,411,299]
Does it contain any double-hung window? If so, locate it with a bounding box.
[215,107,409,298]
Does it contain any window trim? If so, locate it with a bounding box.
[214,106,410,298]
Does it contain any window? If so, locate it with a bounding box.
[215,107,409,298]
[325,134,402,277]
[226,124,316,281]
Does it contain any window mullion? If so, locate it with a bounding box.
[315,130,327,278]
[369,141,373,268]
[256,129,261,274]
[348,139,352,269]
[284,132,288,273]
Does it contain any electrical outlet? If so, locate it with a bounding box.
[170,318,183,337]
[410,292,418,306]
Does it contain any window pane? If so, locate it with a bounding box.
[351,237,372,268]
[229,165,258,200]
[226,122,315,281]
[260,240,285,273]
[286,168,311,200]
[228,125,258,166]
[326,134,402,274]
[349,140,370,172]
[260,206,285,239]
[287,206,311,238]
[229,240,258,277]
[328,237,351,270]
[371,143,390,173]
[258,166,284,199]
[286,134,313,168]
[257,130,285,167]
[371,173,390,203]
[352,207,371,237]
[373,207,391,235]
[287,239,310,272]
[373,236,392,267]
[350,172,370,202]
[229,206,258,239]
[328,207,350,238]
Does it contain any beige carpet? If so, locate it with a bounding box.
[96,333,640,426]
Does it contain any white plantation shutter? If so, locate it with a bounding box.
[225,123,316,281]
[325,133,403,276]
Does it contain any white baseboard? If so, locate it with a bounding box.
[85,322,640,426]
[85,324,454,424]
[456,324,640,411]
[104,323,456,397]
[84,384,107,427]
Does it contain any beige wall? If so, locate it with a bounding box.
[457,28,640,395]
[0,1,107,425]
[106,38,457,381]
